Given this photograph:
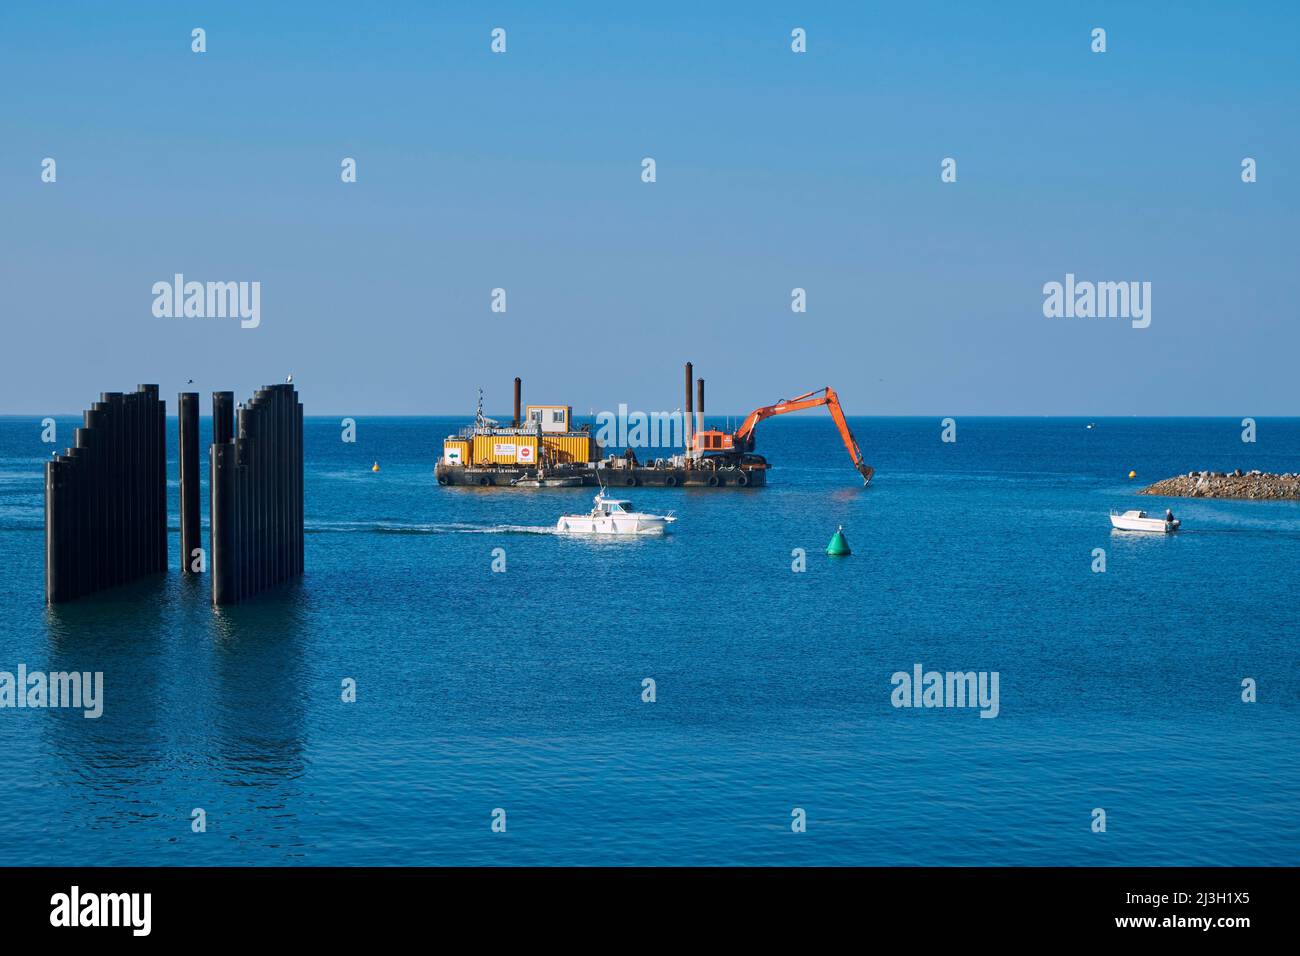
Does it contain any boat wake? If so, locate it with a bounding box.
[308,520,558,535]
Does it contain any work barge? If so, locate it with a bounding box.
[434,364,874,489]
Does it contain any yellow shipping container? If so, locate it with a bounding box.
[442,439,470,466]
[541,433,597,464]
[472,434,539,466]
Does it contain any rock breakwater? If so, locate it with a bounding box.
[1139,470,1300,500]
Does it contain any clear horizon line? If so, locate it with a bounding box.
[2,412,1295,420]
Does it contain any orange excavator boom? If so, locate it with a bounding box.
[734,387,873,485]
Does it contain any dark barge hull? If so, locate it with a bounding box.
[436,464,767,488]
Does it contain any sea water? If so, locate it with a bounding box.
[0,416,1296,865]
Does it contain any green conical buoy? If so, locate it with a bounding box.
[826,525,851,556]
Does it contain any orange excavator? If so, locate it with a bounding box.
[690,386,874,486]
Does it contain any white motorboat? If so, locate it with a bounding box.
[555,494,675,535]
[511,475,584,488]
[1110,509,1180,533]
[511,466,586,488]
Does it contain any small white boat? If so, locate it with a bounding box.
[511,475,584,488]
[556,494,675,535]
[1110,509,1180,533]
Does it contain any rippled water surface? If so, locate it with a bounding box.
[1,416,1296,865]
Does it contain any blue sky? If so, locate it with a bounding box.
[2,1,1296,415]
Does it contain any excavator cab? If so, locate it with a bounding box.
[690,430,736,457]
